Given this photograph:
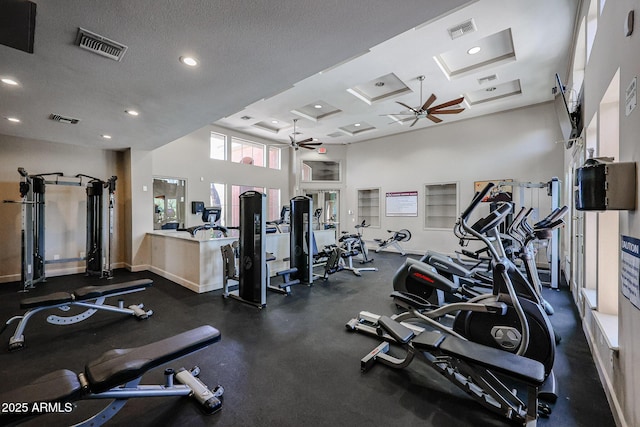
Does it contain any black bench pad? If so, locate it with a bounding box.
[20,291,74,309]
[19,279,153,309]
[85,325,220,394]
[0,369,82,423]
[73,279,153,300]
[413,331,545,386]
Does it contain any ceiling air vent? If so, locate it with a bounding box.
[49,114,80,124]
[75,28,128,61]
[478,74,498,85]
[447,19,476,40]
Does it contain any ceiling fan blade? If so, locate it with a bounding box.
[409,117,420,127]
[289,135,295,144]
[421,93,437,111]
[427,114,443,123]
[297,137,314,144]
[396,101,419,114]
[300,145,316,150]
[428,97,464,112]
[300,142,322,147]
[430,108,465,115]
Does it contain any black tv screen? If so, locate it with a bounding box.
[0,0,37,54]
[554,73,583,141]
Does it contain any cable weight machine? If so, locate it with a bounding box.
[7,168,117,291]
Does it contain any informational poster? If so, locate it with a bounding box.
[386,191,418,217]
[625,76,637,117]
[621,235,640,310]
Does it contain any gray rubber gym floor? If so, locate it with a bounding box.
[0,252,615,426]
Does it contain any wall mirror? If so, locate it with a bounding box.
[301,160,341,182]
[153,177,186,230]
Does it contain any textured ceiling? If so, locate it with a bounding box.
[0,0,475,150]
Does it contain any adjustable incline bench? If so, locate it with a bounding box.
[3,279,154,351]
[0,325,224,426]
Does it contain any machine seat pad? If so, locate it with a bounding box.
[85,325,220,394]
[73,279,153,300]
[0,369,82,423]
[413,331,545,386]
[20,292,74,309]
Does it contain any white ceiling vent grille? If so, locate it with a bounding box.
[49,114,80,124]
[75,28,128,61]
[447,19,476,39]
[478,74,498,85]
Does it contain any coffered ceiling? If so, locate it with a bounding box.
[0,0,578,151]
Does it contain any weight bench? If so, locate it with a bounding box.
[3,279,154,351]
[360,316,547,426]
[0,325,223,426]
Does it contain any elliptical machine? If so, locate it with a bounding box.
[351,183,558,396]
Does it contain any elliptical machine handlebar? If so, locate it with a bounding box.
[458,183,531,357]
[460,182,494,221]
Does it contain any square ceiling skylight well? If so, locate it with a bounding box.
[347,73,412,105]
[464,79,522,105]
[252,120,290,134]
[338,121,376,136]
[291,101,342,122]
[434,28,516,79]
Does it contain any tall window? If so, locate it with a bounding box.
[210,132,226,160]
[210,182,226,225]
[267,188,281,221]
[231,137,264,166]
[268,146,281,170]
[230,185,265,227]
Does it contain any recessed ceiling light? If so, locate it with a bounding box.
[271,120,279,124]
[179,56,198,67]
[1,78,19,86]
[467,46,481,55]
[101,134,112,139]
[125,109,139,116]
[374,82,385,87]
[486,87,497,92]
[314,104,323,109]
[354,123,361,127]
[6,117,21,123]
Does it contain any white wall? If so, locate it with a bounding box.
[151,125,290,228]
[0,134,124,282]
[568,1,640,426]
[345,102,565,256]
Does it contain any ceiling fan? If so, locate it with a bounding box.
[389,75,465,127]
[287,119,323,150]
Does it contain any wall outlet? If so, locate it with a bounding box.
[53,254,60,260]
